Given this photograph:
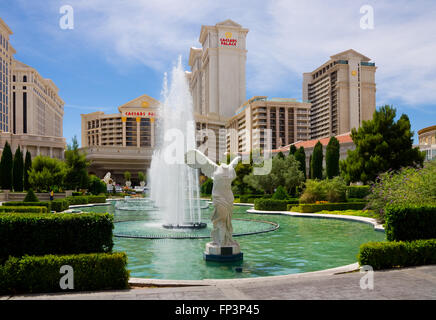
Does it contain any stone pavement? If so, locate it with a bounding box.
[2,264,436,300]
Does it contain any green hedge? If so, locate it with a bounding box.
[254,199,299,211]
[0,252,129,294]
[385,204,436,241]
[347,186,370,199]
[357,239,436,270]
[0,212,114,260]
[289,202,367,213]
[86,195,107,204]
[0,206,48,213]
[2,201,51,211]
[50,199,70,212]
[65,196,89,205]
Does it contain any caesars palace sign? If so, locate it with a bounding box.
[220,32,237,46]
[121,101,155,122]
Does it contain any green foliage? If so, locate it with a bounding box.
[86,195,107,204]
[23,151,32,191]
[88,175,107,195]
[12,146,24,192]
[366,160,436,222]
[72,191,83,196]
[254,198,299,211]
[0,212,114,260]
[65,196,89,205]
[294,147,306,180]
[200,178,213,195]
[340,105,425,184]
[384,204,436,241]
[3,201,50,210]
[124,171,131,182]
[299,177,347,204]
[28,156,67,192]
[239,194,271,203]
[357,239,436,270]
[290,202,367,213]
[0,252,129,294]
[326,137,340,179]
[233,162,253,195]
[289,145,297,155]
[0,206,48,213]
[276,151,285,159]
[311,141,323,180]
[50,199,69,212]
[138,171,145,182]
[0,141,13,190]
[347,185,371,199]
[23,189,39,202]
[244,155,304,195]
[272,186,289,200]
[64,136,90,191]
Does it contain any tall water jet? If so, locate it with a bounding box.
[148,57,204,228]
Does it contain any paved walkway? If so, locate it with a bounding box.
[3,265,436,300]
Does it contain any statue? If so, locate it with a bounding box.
[185,149,243,261]
[103,172,113,185]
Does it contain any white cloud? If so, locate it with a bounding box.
[46,0,436,107]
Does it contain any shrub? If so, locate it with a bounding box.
[200,178,213,195]
[88,175,107,195]
[272,186,289,200]
[357,239,436,270]
[254,199,299,211]
[347,185,370,199]
[299,178,347,204]
[0,206,48,213]
[66,196,89,205]
[23,189,39,202]
[0,212,113,260]
[290,202,367,213]
[0,252,129,294]
[2,201,51,211]
[87,195,107,204]
[72,191,83,196]
[385,204,436,241]
[325,177,347,203]
[50,199,70,212]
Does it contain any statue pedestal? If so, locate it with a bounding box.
[204,242,243,262]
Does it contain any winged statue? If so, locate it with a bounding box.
[185,149,240,247]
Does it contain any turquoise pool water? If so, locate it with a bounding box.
[81,203,386,280]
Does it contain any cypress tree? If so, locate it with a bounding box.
[311,141,323,180]
[308,154,312,179]
[12,146,24,191]
[0,141,13,190]
[289,145,297,155]
[294,147,306,180]
[276,151,285,159]
[326,136,340,179]
[24,151,32,191]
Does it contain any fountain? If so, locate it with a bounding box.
[148,57,206,229]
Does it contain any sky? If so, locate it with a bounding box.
[1,0,435,146]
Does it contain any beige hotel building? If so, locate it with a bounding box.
[303,49,376,140]
[0,17,65,159]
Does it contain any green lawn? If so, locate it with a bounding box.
[315,210,376,218]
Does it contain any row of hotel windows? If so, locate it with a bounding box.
[0,34,9,51]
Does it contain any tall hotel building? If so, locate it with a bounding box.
[303,49,376,140]
[186,20,248,162]
[0,17,65,158]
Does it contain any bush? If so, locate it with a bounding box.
[87,195,107,204]
[2,201,51,211]
[254,199,299,211]
[347,185,370,199]
[50,199,70,212]
[0,206,48,213]
[23,189,39,202]
[66,196,89,205]
[72,191,83,196]
[0,252,129,294]
[290,202,367,213]
[239,194,271,203]
[299,177,346,204]
[200,178,213,195]
[357,239,436,270]
[88,175,107,195]
[272,186,289,200]
[385,204,436,241]
[0,212,114,260]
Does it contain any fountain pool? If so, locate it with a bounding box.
[79,201,385,280]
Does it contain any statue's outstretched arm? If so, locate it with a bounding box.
[185,149,218,178]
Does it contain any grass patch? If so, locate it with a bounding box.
[314,210,376,218]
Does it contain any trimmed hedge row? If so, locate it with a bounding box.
[0,206,48,213]
[50,199,70,212]
[254,199,300,211]
[385,204,436,241]
[357,239,436,270]
[0,252,129,294]
[0,212,114,260]
[347,185,370,199]
[289,202,367,213]
[65,195,107,205]
[2,201,51,210]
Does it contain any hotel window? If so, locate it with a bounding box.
[23,75,27,82]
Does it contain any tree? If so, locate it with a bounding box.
[23,189,39,202]
[272,185,289,200]
[233,161,253,195]
[308,154,312,179]
[138,171,146,183]
[12,146,24,191]
[64,136,90,190]
[124,171,131,182]
[326,136,340,179]
[289,145,297,155]
[28,156,67,192]
[88,175,107,195]
[276,151,285,159]
[294,147,306,180]
[0,141,13,190]
[311,141,323,180]
[24,151,32,191]
[340,105,425,184]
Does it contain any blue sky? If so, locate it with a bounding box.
[2,0,435,146]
